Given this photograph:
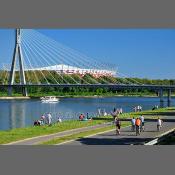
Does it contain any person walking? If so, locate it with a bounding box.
[140,115,145,132]
[140,106,142,112]
[133,107,137,112]
[115,117,121,135]
[135,118,141,136]
[40,114,46,125]
[47,113,52,126]
[131,117,136,131]
[157,117,163,131]
[119,108,123,114]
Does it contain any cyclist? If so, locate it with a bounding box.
[115,117,121,135]
[135,118,141,136]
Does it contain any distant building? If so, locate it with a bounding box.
[27,64,116,78]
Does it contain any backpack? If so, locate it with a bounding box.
[135,119,141,126]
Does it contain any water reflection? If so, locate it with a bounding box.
[9,100,26,129]
[168,100,172,107]
[0,97,173,131]
[160,101,164,108]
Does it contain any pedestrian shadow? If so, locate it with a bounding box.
[93,117,113,121]
[76,137,153,145]
[100,133,136,137]
[143,130,159,133]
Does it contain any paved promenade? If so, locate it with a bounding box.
[63,116,175,145]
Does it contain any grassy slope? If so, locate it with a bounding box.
[0,118,113,144]
[120,107,175,118]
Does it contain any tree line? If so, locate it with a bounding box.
[0,70,174,96]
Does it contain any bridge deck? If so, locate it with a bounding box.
[1,84,175,91]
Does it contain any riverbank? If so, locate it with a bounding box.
[0,117,113,144]
[1,90,175,99]
[0,96,31,100]
[0,107,174,144]
[0,94,160,100]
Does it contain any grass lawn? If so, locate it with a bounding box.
[0,118,113,144]
[119,107,175,119]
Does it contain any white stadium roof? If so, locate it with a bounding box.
[26,64,117,77]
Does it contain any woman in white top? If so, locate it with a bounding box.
[140,115,145,132]
[47,113,52,125]
[157,117,163,131]
[131,117,136,131]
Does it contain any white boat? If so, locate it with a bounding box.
[40,96,59,103]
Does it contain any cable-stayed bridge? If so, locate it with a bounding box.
[0,29,174,106]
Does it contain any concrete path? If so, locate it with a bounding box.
[6,122,112,145]
[63,116,175,145]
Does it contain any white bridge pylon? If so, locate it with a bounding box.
[8,29,27,96]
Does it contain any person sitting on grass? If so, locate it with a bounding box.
[87,113,89,119]
[79,114,85,121]
[82,115,88,121]
[57,116,62,123]
[34,120,41,126]
[86,113,93,121]
[152,105,159,111]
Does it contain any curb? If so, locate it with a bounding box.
[144,128,175,145]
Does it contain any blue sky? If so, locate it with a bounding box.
[0,29,175,79]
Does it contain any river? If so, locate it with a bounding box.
[0,96,174,130]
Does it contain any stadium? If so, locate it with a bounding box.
[27,64,117,78]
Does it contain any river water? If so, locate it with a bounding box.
[0,96,174,130]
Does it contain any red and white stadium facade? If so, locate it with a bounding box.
[31,64,116,78]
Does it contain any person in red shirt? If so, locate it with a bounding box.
[135,118,141,136]
[79,114,84,121]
